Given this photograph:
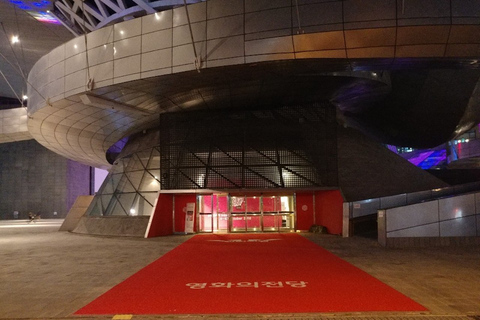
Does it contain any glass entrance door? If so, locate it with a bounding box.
[198,194,230,233]
[262,195,295,232]
[198,195,213,232]
[246,196,261,232]
[230,194,295,233]
[216,194,229,233]
[198,194,295,233]
[230,195,246,232]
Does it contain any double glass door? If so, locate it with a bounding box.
[231,196,262,232]
[197,194,294,233]
[198,194,229,233]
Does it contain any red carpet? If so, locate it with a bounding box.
[75,234,426,315]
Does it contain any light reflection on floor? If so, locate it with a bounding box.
[0,219,63,228]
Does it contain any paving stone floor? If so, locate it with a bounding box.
[0,220,479,320]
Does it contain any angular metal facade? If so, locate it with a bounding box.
[160,104,338,190]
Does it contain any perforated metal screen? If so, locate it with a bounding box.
[160,104,338,189]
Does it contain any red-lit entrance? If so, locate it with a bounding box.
[197,194,295,233]
[147,190,344,237]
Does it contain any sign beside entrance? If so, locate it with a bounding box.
[185,202,195,233]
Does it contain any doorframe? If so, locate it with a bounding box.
[196,192,297,233]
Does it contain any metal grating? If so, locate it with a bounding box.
[160,103,338,190]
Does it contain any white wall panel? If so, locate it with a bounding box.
[245,37,294,55]
[173,1,206,27]
[206,57,245,68]
[114,36,142,59]
[47,78,65,99]
[207,35,244,60]
[47,61,65,83]
[386,201,439,232]
[142,10,173,33]
[173,22,207,47]
[387,223,439,238]
[87,26,114,49]
[141,49,172,72]
[245,7,291,34]
[440,215,477,237]
[65,53,87,75]
[245,0,290,13]
[439,194,475,221]
[207,0,244,19]
[142,29,172,52]
[114,56,141,78]
[89,61,114,82]
[88,44,114,66]
[64,69,87,93]
[477,215,480,236]
[114,18,142,41]
[65,38,86,59]
[48,45,66,68]
[207,15,244,39]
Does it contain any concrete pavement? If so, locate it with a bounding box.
[0,219,479,320]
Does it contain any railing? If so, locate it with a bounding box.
[347,181,480,218]
[343,181,480,237]
[378,192,480,247]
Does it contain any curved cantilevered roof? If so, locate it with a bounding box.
[27,0,480,169]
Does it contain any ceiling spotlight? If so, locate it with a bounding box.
[11,35,19,44]
[22,95,28,100]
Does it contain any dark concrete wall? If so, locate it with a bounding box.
[66,159,91,212]
[338,127,450,202]
[0,140,91,219]
[427,169,480,185]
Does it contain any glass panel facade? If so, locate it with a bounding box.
[86,146,160,217]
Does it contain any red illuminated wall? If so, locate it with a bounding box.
[295,192,315,231]
[314,190,344,235]
[174,194,197,233]
[146,194,173,237]
[295,191,344,235]
[147,192,343,236]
